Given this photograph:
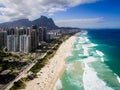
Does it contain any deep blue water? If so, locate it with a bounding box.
[87,29,120,76]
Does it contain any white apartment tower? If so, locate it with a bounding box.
[7,35,19,52]
[19,35,31,53]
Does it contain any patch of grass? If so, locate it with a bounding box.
[0,52,20,60]
[29,62,45,73]
[10,79,26,90]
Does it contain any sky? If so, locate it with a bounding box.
[0,0,120,28]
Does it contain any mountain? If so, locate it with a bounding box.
[32,16,57,29]
[0,16,58,29]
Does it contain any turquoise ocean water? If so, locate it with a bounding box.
[54,30,120,90]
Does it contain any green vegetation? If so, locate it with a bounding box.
[29,53,54,73]
[0,52,20,60]
[10,78,26,90]
[23,56,34,61]
[0,52,28,84]
[0,72,16,84]
[0,52,11,59]
[0,60,27,84]
[23,53,41,61]
[0,60,27,71]
[29,43,61,74]
[10,71,19,76]
[29,35,71,74]
[29,35,69,74]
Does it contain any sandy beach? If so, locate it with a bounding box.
[23,34,77,90]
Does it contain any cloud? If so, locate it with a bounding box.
[55,17,104,28]
[0,0,98,23]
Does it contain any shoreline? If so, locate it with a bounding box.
[23,34,77,90]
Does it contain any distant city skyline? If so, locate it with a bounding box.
[0,0,120,28]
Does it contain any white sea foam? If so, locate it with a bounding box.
[101,57,104,62]
[83,58,113,90]
[116,76,120,84]
[68,77,83,88]
[83,43,97,49]
[82,31,88,35]
[78,35,89,44]
[66,61,84,88]
[75,44,82,50]
[75,44,79,48]
[82,46,89,56]
[96,50,104,56]
[89,43,98,47]
[54,79,62,90]
[114,73,120,84]
[66,63,74,73]
[83,56,97,63]
[84,37,89,42]
[78,54,83,56]
[78,37,86,44]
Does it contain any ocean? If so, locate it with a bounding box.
[54,29,120,90]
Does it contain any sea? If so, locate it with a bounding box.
[54,29,120,90]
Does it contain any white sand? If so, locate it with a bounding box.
[23,35,76,90]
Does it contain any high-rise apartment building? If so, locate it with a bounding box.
[7,35,19,52]
[19,35,31,53]
[7,35,14,51]
[13,35,19,51]
[47,32,55,40]
[0,31,7,49]
[38,27,47,42]
[3,26,49,53]
[31,29,37,50]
